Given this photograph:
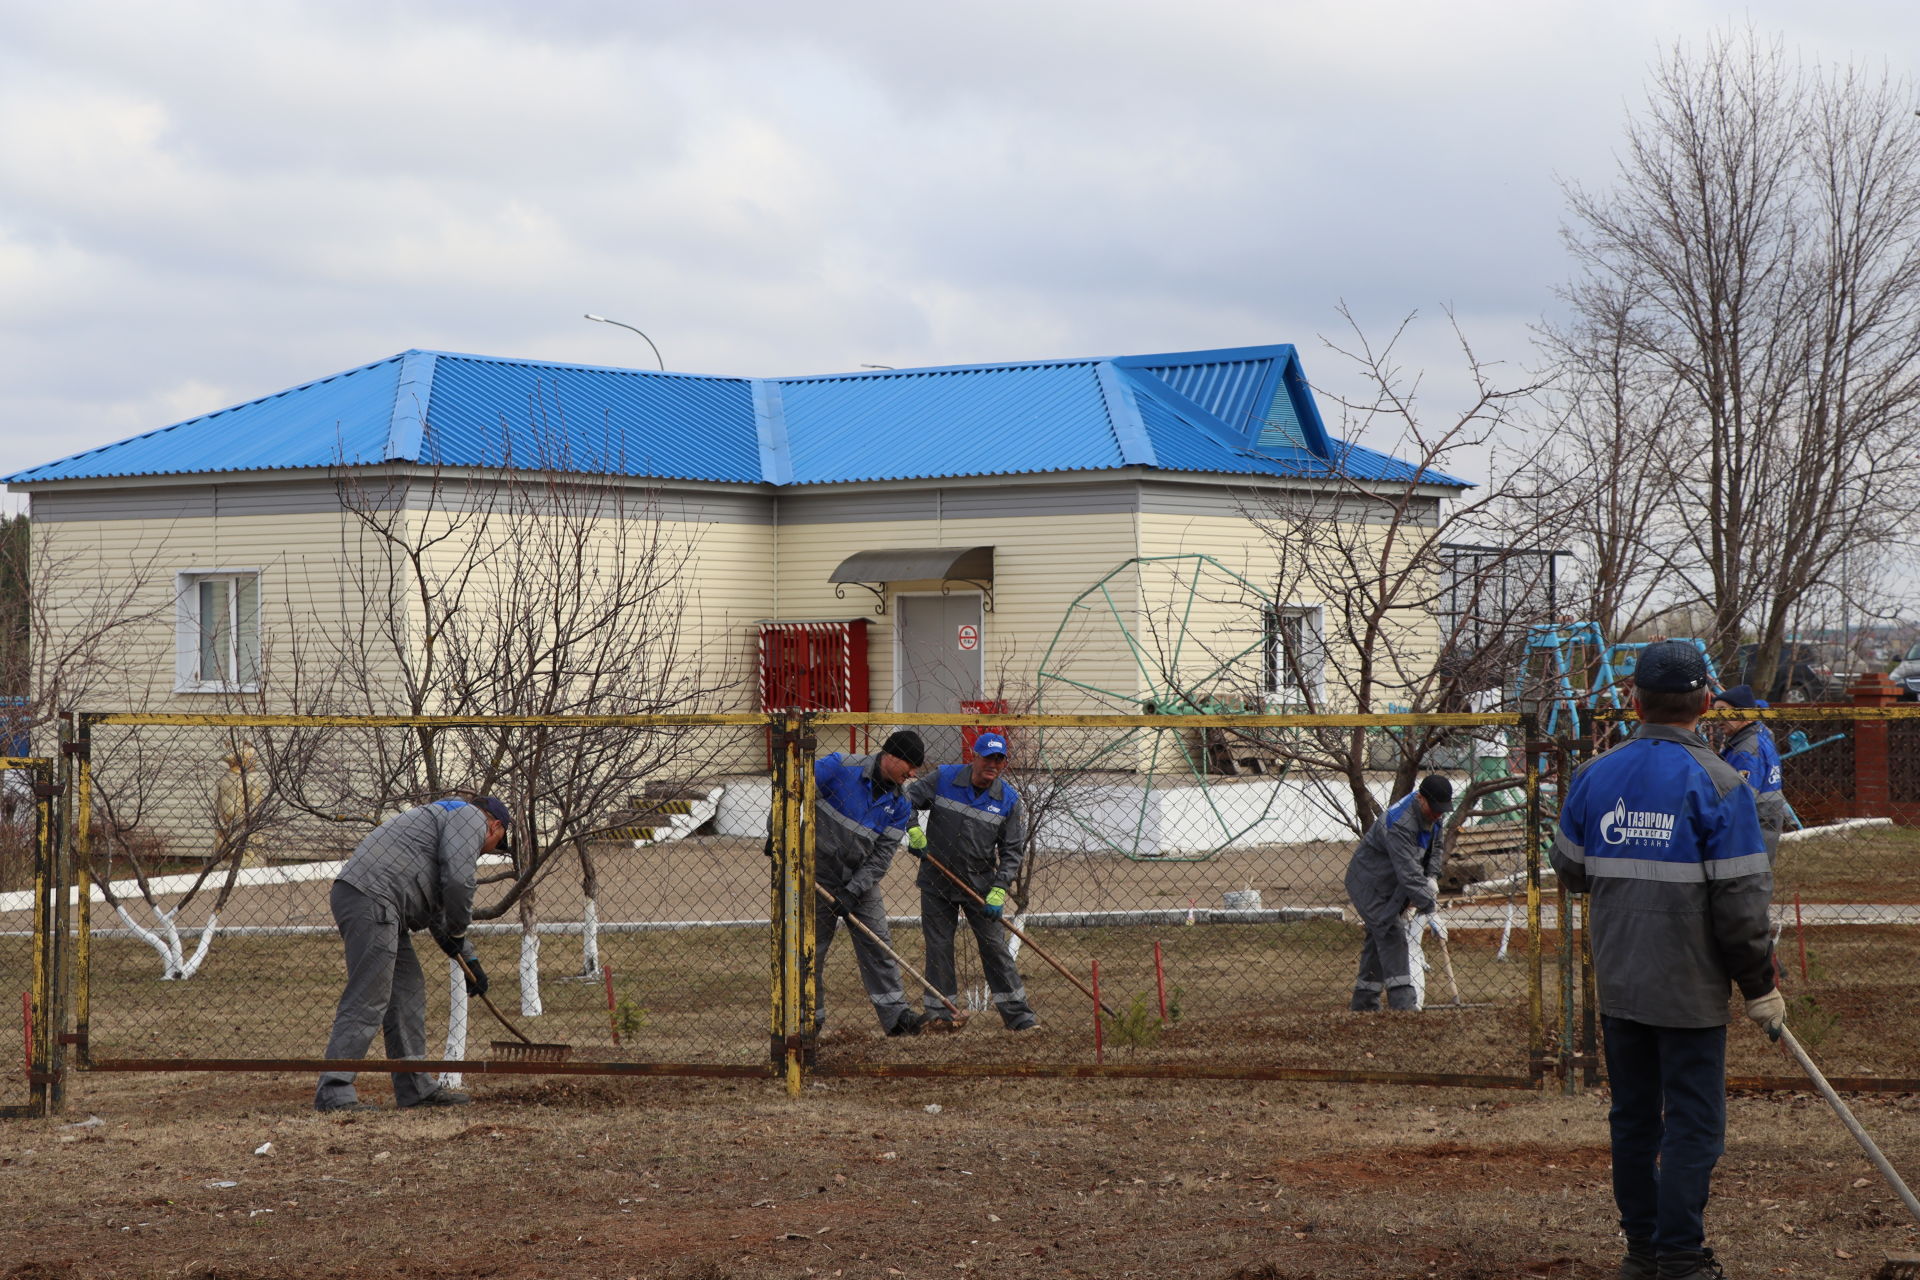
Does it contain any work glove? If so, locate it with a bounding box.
[1745,987,1786,1041]
[433,931,466,960]
[821,892,850,920]
[462,955,489,999]
[907,826,928,858]
[982,886,1008,919]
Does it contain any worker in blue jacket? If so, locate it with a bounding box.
[1552,642,1784,1280]
[809,731,928,1037]
[1712,685,1787,864]
[904,732,1037,1031]
[1343,774,1452,1011]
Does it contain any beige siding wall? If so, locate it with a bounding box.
[1135,511,1442,712]
[771,511,1142,715]
[407,507,774,715]
[34,510,371,713]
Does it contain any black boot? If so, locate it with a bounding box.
[1617,1238,1656,1279]
[1656,1247,1724,1279]
[887,1010,926,1037]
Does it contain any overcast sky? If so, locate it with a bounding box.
[2,0,1916,487]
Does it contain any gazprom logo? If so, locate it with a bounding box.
[1598,797,1677,846]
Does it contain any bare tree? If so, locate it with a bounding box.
[274,427,743,1011]
[1522,286,1692,641]
[1557,31,1920,686]
[1226,308,1569,832]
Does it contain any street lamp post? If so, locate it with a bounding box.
[583,313,665,371]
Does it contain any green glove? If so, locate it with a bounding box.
[983,886,1008,919]
[907,826,928,855]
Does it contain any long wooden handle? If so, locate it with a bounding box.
[455,953,536,1046]
[1779,1026,1920,1228]
[816,886,966,1021]
[919,850,1117,1019]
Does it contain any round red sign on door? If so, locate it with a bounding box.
[956,624,979,651]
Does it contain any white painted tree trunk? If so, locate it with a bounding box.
[519,931,543,1017]
[579,898,600,975]
[1405,909,1429,1011]
[440,956,468,1089]
[115,903,220,979]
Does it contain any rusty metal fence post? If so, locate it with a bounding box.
[1,753,60,1119]
[768,711,819,1098]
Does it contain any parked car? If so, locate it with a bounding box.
[1890,642,1920,700]
[1733,642,1837,703]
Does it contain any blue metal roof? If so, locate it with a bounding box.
[6,344,1469,490]
[776,361,1125,484]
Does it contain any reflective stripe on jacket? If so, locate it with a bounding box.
[813,752,913,898]
[905,764,1026,894]
[1343,793,1439,926]
[1551,723,1774,1028]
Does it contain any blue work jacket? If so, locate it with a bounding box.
[812,752,914,899]
[1551,723,1774,1028]
[905,764,1026,895]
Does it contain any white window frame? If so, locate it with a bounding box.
[1262,604,1325,706]
[174,568,263,694]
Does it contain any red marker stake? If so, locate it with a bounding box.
[1091,961,1103,1066]
[1153,940,1168,1024]
[1795,891,1808,986]
[601,964,621,1047]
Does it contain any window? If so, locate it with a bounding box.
[1263,605,1324,703]
[176,571,261,692]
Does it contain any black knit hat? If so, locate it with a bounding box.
[1418,774,1454,812]
[881,730,925,767]
[1635,641,1711,693]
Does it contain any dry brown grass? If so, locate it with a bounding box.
[4,1070,1918,1279]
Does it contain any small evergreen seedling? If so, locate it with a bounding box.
[613,997,651,1040]
[1102,993,1163,1054]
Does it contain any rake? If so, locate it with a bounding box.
[455,955,573,1063]
[1771,1026,1920,1280]
[918,849,1117,1018]
[817,886,970,1028]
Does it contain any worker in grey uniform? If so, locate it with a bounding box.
[1343,774,1452,1011]
[904,732,1038,1031]
[314,795,510,1111]
[809,731,928,1037]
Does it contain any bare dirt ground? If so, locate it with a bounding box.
[5,1069,1920,1280]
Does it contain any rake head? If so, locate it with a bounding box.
[924,1011,971,1033]
[490,1040,573,1062]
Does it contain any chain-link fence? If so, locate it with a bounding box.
[800,711,1544,1086]
[51,710,1552,1096]
[25,704,1920,1105]
[70,715,776,1080]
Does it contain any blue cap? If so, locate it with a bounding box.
[1715,684,1760,709]
[478,795,512,826]
[1634,641,1711,693]
[971,732,1010,758]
